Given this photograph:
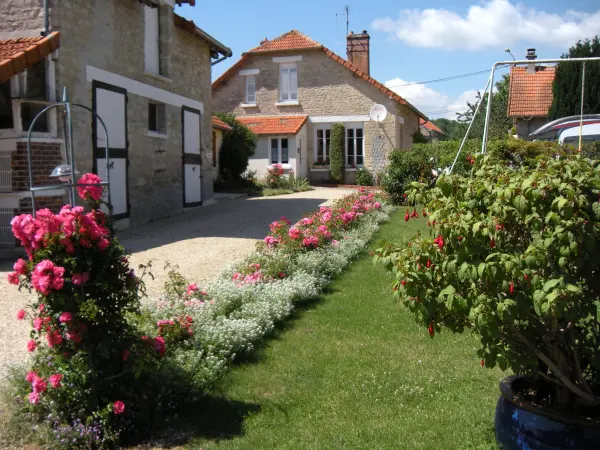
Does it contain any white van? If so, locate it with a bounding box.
[558,123,600,145]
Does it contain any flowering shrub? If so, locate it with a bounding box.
[265,164,285,188]
[376,155,600,412]
[6,174,166,448]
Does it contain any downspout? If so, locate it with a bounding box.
[211,55,229,66]
[43,0,50,36]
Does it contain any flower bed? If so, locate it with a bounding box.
[144,190,393,391]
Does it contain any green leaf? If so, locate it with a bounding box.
[514,195,528,214]
[565,284,582,294]
[439,285,456,297]
[477,263,486,278]
[543,279,560,292]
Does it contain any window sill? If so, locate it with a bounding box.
[148,131,168,139]
[268,164,292,170]
[144,71,173,83]
[241,103,258,108]
[310,167,330,172]
[275,101,300,106]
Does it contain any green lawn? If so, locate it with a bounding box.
[174,212,503,449]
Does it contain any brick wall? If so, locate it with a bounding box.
[18,195,64,215]
[212,50,421,174]
[11,142,62,191]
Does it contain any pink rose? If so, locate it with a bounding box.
[185,283,199,297]
[33,317,43,332]
[49,374,62,389]
[153,336,166,356]
[98,238,110,251]
[7,272,19,285]
[31,260,66,295]
[25,371,37,383]
[59,312,73,324]
[27,340,37,352]
[32,376,47,393]
[16,309,26,320]
[28,392,40,404]
[77,173,104,201]
[13,259,28,275]
[113,400,125,415]
[72,272,90,286]
[288,227,301,239]
[46,329,63,347]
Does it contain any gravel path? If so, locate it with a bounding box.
[0,187,353,379]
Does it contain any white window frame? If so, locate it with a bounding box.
[313,124,331,165]
[345,124,364,168]
[279,63,298,102]
[245,75,256,105]
[269,137,290,165]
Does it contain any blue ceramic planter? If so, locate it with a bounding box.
[495,376,600,450]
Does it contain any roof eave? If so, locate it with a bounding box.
[173,13,232,59]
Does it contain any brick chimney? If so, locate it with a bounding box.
[347,30,370,75]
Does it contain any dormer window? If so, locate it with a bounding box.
[279,63,297,102]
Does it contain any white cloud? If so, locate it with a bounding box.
[372,0,600,51]
[385,78,479,119]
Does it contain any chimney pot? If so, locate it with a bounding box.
[347,28,371,75]
[362,30,368,34]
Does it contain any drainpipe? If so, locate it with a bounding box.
[211,55,229,66]
[43,0,50,36]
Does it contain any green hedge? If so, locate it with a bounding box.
[329,123,345,183]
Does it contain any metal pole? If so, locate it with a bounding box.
[73,104,112,215]
[481,64,498,154]
[63,89,77,206]
[578,62,586,152]
[26,103,63,218]
[450,73,492,173]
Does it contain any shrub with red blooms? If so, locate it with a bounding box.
[7,174,163,447]
[376,155,600,414]
[264,163,285,188]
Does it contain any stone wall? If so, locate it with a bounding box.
[11,141,62,191]
[212,50,421,179]
[0,0,54,37]
[515,117,548,139]
[49,0,215,225]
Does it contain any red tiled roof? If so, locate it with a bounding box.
[212,115,232,131]
[236,115,308,135]
[420,119,443,134]
[212,30,426,119]
[247,30,322,54]
[0,32,60,85]
[507,66,555,117]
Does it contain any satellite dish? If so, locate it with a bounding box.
[369,104,388,122]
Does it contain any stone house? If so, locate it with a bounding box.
[507,63,556,139]
[0,0,231,256]
[419,119,444,142]
[211,30,426,184]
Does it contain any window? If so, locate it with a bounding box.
[346,126,364,166]
[148,102,166,134]
[245,75,256,104]
[20,61,48,133]
[279,64,297,102]
[315,128,331,164]
[0,81,13,130]
[270,138,289,164]
[144,5,160,74]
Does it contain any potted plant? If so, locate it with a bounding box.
[376,154,600,449]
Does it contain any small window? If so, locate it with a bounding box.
[270,138,289,164]
[144,5,160,74]
[315,128,331,164]
[20,61,48,133]
[346,126,364,166]
[245,75,256,104]
[279,64,298,102]
[0,81,13,130]
[148,102,166,134]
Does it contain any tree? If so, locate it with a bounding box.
[548,36,600,120]
[412,130,429,144]
[431,118,468,141]
[329,123,345,183]
[215,112,257,180]
[455,74,513,140]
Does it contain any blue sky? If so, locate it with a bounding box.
[177,0,600,119]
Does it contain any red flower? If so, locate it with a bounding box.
[411,209,419,219]
[49,373,62,389]
[496,224,503,231]
[27,340,37,352]
[77,173,104,201]
[480,359,485,367]
[434,235,445,250]
[426,259,431,268]
[404,210,410,222]
[428,323,435,337]
[16,309,26,320]
[490,238,496,248]
[422,209,428,217]
[46,329,64,347]
[401,279,407,286]
[509,282,515,295]
[427,221,431,227]
[153,336,166,356]
[457,236,463,242]
[113,401,125,415]
[122,349,131,361]
[7,272,19,285]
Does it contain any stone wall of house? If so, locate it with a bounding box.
[212,50,421,178]
[11,142,62,191]
[515,117,548,140]
[0,0,55,37]
[48,0,214,225]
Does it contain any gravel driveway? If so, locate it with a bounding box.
[0,187,353,379]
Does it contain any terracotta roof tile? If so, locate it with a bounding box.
[212,30,426,119]
[0,32,60,85]
[212,115,232,131]
[236,115,308,135]
[420,119,443,134]
[507,66,555,117]
[247,30,322,54]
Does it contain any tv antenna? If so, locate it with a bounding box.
[336,5,350,36]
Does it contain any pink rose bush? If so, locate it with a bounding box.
[265,163,285,188]
[6,174,166,448]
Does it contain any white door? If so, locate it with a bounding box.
[182,107,202,207]
[93,82,129,219]
[296,136,307,178]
